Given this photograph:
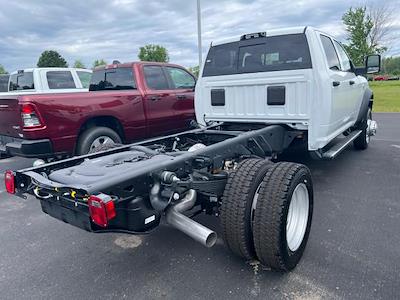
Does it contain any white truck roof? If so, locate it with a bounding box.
[211,26,330,46]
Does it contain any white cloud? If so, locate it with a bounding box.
[0,0,398,72]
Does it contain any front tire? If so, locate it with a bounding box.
[252,162,313,271]
[354,108,372,150]
[76,126,122,155]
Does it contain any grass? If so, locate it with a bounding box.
[369,80,400,112]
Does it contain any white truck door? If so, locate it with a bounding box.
[320,34,357,136]
[332,40,365,123]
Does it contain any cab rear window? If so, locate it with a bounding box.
[46,71,76,89]
[0,75,9,92]
[9,72,34,91]
[203,33,312,76]
[89,68,136,91]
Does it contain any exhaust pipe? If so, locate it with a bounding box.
[165,190,217,248]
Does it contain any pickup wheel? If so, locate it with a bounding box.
[220,159,273,260]
[252,162,313,271]
[76,127,122,155]
[88,142,122,154]
[353,108,372,150]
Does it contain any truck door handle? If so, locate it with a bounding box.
[332,81,341,87]
[150,96,161,101]
[177,95,187,100]
[349,80,355,85]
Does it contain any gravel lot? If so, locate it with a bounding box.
[0,113,399,300]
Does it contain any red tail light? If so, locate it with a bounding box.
[88,194,116,227]
[4,170,15,194]
[21,103,42,128]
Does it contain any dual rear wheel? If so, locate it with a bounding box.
[220,159,313,271]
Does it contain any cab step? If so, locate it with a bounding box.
[321,130,362,159]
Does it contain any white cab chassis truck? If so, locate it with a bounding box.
[6,27,379,272]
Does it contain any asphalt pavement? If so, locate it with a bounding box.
[0,113,399,300]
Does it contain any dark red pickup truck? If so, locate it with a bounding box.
[0,62,196,158]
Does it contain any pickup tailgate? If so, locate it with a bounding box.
[0,96,23,138]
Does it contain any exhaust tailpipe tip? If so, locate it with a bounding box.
[165,189,217,248]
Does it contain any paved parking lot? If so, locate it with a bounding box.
[0,113,399,300]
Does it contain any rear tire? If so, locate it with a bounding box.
[252,162,313,271]
[76,126,122,155]
[220,159,273,260]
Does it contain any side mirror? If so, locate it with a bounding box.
[365,55,381,74]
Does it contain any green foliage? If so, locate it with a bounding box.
[37,50,68,68]
[138,44,169,62]
[93,59,107,68]
[73,59,86,69]
[0,64,7,74]
[342,7,387,65]
[369,80,400,112]
[382,56,400,75]
[188,66,199,78]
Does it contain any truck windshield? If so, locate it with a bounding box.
[9,72,35,91]
[89,67,136,91]
[203,33,312,77]
[0,75,9,92]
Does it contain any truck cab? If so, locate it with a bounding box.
[6,68,92,95]
[195,26,379,153]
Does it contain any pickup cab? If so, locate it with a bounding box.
[1,68,92,96]
[0,62,196,158]
[196,26,379,156]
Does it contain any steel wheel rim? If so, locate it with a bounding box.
[89,136,115,151]
[251,183,262,229]
[286,183,309,252]
[366,110,372,144]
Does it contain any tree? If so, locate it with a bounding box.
[0,64,7,74]
[342,6,392,65]
[188,66,199,78]
[37,50,68,67]
[138,44,169,62]
[73,59,86,69]
[382,56,400,75]
[93,59,107,68]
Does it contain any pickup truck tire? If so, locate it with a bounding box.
[220,159,273,260]
[76,127,122,155]
[88,142,122,154]
[252,162,313,271]
[353,108,372,150]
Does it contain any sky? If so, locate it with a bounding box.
[0,0,399,72]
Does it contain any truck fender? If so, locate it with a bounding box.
[356,88,373,124]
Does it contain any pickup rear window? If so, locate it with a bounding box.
[9,72,34,91]
[0,75,9,92]
[203,33,312,77]
[47,71,76,89]
[89,68,136,91]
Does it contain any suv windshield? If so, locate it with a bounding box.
[89,67,136,91]
[203,33,312,76]
[9,72,35,91]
